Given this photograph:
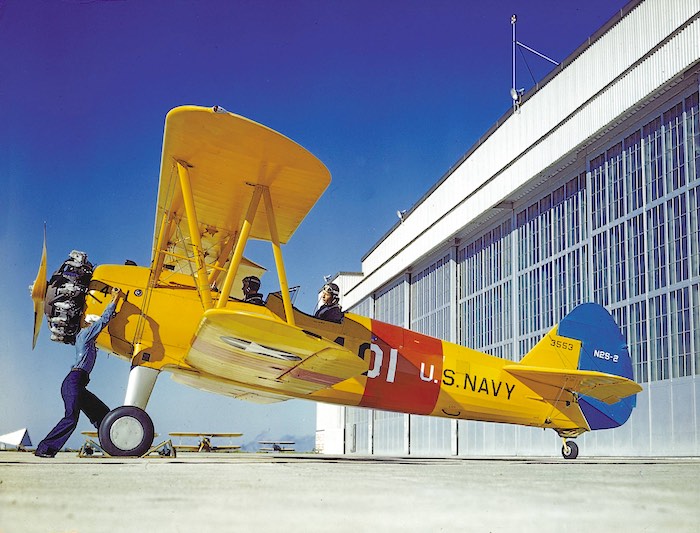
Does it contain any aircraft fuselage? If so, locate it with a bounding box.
[86,264,588,436]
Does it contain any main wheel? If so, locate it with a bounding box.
[561,440,579,459]
[98,406,154,457]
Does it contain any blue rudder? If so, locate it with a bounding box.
[558,303,638,430]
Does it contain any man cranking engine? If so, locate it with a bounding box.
[34,252,124,457]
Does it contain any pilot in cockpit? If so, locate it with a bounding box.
[314,282,343,323]
[242,276,264,305]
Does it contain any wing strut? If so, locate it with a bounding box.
[151,211,175,284]
[177,161,213,309]
[262,187,295,327]
[207,231,238,287]
[217,185,263,307]
[215,185,296,327]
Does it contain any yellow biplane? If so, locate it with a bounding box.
[259,440,295,452]
[30,105,642,459]
[169,432,242,453]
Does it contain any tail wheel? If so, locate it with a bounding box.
[561,440,579,460]
[99,406,154,457]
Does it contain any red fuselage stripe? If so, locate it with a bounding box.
[359,320,443,415]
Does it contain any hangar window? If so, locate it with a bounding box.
[592,232,610,306]
[375,278,405,327]
[670,287,692,378]
[349,296,372,318]
[607,143,625,221]
[567,248,587,309]
[555,256,568,317]
[411,255,450,341]
[566,183,585,247]
[667,194,689,285]
[693,283,700,376]
[650,294,670,381]
[457,221,513,356]
[643,117,664,201]
[627,214,647,298]
[690,186,700,279]
[647,204,668,291]
[624,131,643,213]
[685,92,699,183]
[663,102,685,192]
[552,196,566,255]
[542,262,554,327]
[629,301,649,384]
[590,152,607,230]
[610,223,627,304]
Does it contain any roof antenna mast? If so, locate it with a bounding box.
[511,14,560,114]
[511,15,522,113]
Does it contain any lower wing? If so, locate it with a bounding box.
[183,307,366,397]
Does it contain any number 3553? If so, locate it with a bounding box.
[550,339,574,350]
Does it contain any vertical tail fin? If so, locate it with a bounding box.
[518,303,639,430]
[556,303,637,430]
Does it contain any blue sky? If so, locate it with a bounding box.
[0,0,627,450]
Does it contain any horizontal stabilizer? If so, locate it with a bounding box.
[504,364,642,404]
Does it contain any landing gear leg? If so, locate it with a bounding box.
[124,365,160,409]
[98,366,160,457]
[561,438,579,460]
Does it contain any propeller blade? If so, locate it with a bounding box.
[30,226,48,349]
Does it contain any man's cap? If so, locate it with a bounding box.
[243,276,261,291]
[322,283,340,297]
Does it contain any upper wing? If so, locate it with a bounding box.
[503,364,643,404]
[184,307,366,396]
[151,105,331,285]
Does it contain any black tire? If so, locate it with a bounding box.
[561,440,579,459]
[98,406,154,457]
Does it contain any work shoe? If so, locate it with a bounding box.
[34,450,55,458]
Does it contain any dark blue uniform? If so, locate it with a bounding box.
[244,293,264,305]
[35,301,115,457]
[315,303,343,323]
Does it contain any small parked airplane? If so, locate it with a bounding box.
[169,432,242,453]
[259,440,295,452]
[30,105,642,459]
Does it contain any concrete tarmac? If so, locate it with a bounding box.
[1,452,698,533]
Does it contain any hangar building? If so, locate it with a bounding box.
[316,0,700,457]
